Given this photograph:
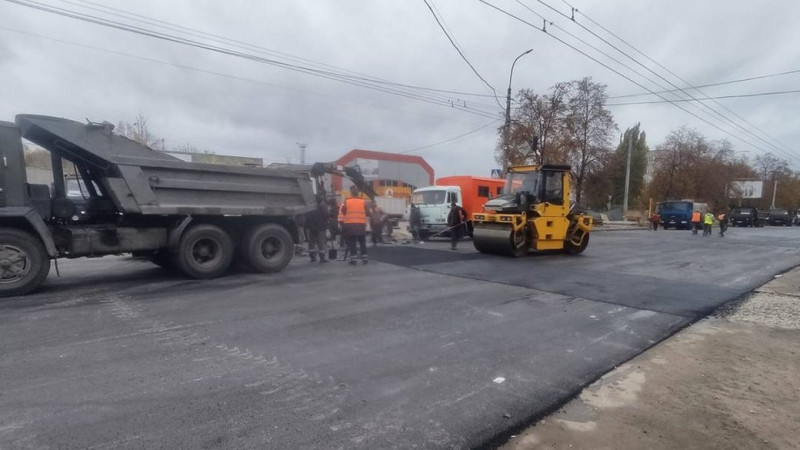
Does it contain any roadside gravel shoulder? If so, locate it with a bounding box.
[501,266,800,450]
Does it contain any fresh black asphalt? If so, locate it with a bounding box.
[1,227,798,449]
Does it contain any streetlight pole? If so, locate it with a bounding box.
[623,129,632,221]
[504,49,533,171]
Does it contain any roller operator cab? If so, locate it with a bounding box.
[471,165,593,257]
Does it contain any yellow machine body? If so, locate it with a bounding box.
[471,165,593,256]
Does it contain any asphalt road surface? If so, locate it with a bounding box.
[1,227,798,449]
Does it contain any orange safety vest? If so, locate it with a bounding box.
[343,197,367,224]
[691,211,701,222]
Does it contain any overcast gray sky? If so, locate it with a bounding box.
[2,0,799,177]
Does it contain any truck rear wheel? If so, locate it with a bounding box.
[174,224,233,279]
[240,224,293,273]
[0,228,51,297]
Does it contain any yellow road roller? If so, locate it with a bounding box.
[471,164,593,256]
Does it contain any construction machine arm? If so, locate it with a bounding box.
[310,162,377,200]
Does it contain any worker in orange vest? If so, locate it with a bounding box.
[691,210,702,235]
[341,185,368,265]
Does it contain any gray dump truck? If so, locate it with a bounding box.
[0,114,317,297]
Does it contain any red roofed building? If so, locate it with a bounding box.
[330,149,434,199]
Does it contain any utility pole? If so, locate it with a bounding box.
[296,142,307,165]
[504,49,532,171]
[622,129,633,221]
[771,179,778,209]
[504,86,512,168]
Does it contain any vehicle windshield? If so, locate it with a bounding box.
[411,190,447,205]
[771,210,788,216]
[65,178,102,198]
[505,171,541,195]
[66,179,88,198]
[733,208,752,215]
[658,201,692,213]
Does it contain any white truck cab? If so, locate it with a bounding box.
[410,185,462,239]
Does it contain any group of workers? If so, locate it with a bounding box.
[649,210,729,236]
[692,210,729,237]
[303,185,399,265]
[304,188,472,264]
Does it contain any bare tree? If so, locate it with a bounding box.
[116,113,162,148]
[647,127,763,209]
[649,127,707,201]
[173,144,201,154]
[496,83,571,169]
[565,77,616,204]
[753,152,790,182]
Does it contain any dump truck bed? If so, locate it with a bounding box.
[16,114,316,216]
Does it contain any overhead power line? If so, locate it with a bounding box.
[554,0,796,160]
[421,0,503,109]
[477,0,789,161]
[400,119,500,154]
[607,89,800,106]
[4,0,502,119]
[62,0,501,99]
[0,25,497,126]
[608,68,800,99]
[528,0,797,161]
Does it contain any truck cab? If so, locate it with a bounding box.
[658,200,708,230]
[0,114,316,297]
[410,185,462,239]
[409,176,503,239]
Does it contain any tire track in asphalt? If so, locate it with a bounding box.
[104,293,348,422]
[102,292,459,447]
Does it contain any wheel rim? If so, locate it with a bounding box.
[191,238,222,266]
[259,236,284,261]
[0,244,31,283]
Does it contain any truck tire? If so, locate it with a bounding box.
[0,228,51,297]
[240,224,293,273]
[174,224,233,279]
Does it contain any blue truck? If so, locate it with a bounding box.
[658,200,709,230]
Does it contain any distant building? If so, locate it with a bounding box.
[164,151,263,167]
[330,149,434,199]
[265,163,312,172]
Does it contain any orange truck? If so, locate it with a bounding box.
[410,176,504,238]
